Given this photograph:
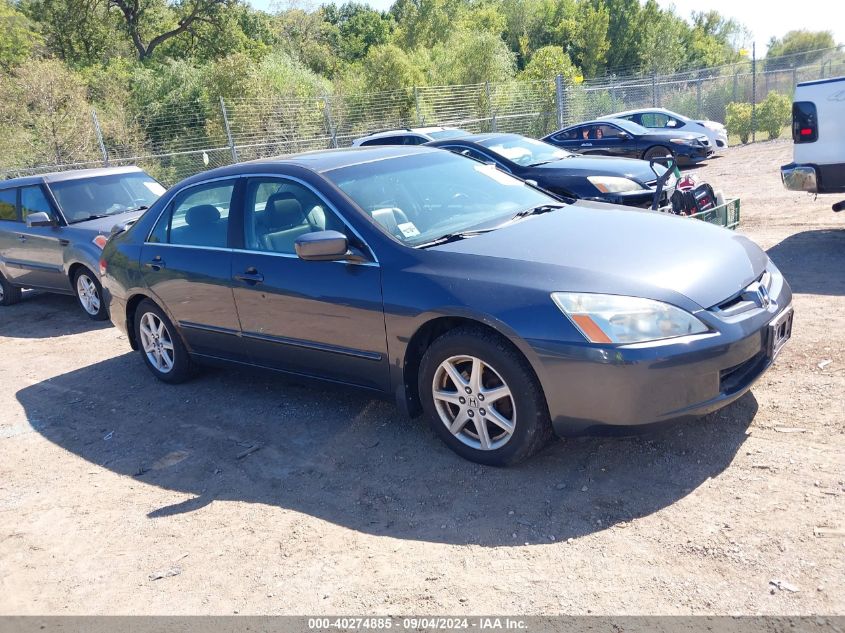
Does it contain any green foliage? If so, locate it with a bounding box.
[0,0,42,71]
[767,30,835,70]
[569,0,609,77]
[725,101,753,144]
[431,30,515,85]
[757,91,791,140]
[520,46,577,83]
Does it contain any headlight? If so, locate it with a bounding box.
[670,138,697,146]
[586,176,644,193]
[551,292,709,344]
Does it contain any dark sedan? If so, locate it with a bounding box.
[427,133,670,208]
[543,118,714,166]
[102,146,792,466]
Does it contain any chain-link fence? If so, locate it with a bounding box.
[2,46,843,186]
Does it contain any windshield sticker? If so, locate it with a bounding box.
[145,182,166,196]
[397,222,421,238]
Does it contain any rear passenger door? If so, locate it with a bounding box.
[140,178,246,361]
[230,176,389,390]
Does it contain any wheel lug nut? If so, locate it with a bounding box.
[478,394,485,401]
[459,397,466,404]
[479,408,486,416]
[467,410,474,417]
[465,387,472,394]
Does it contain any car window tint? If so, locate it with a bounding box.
[595,124,625,139]
[20,186,53,220]
[667,116,683,128]
[404,136,427,145]
[445,145,490,163]
[0,189,16,221]
[150,181,234,248]
[361,136,401,146]
[244,178,346,255]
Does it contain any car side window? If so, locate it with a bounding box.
[641,113,669,128]
[361,136,401,146]
[20,186,54,221]
[667,116,683,128]
[243,177,346,255]
[149,180,234,248]
[404,136,428,145]
[444,145,490,163]
[0,189,16,221]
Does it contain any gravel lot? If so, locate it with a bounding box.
[0,140,842,615]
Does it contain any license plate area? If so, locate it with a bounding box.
[768,307,793,360]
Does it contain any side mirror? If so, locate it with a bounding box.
[295,230,351,261]
[26,212,54,228]
[618,132,631,140]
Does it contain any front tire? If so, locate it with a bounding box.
[418,326,552,466]
[643,145,674,164]
[0,271,22,306]
[74,268,108,320]
[133,299,195,383]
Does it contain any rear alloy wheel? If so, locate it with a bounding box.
[133,299,195,383]
[74,268,108,320]
[419,326,552,466]
[0,272,22,306]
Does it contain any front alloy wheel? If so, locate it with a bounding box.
[432,355,516,451]
[74,269,107,320]
[133,299,195,383]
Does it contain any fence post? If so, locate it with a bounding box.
[652,71,657,107]
[219,97,238,162]
[751,42,757,143]
[414,87,423,126]
[322,95,338,149]
[696,75,702,118]
[485,82,497,132]
[555,74,565,129]
[610,74,617,112]
[91,109,109,167]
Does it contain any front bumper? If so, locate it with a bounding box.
[676,146,714,165]
[531,275,793,434]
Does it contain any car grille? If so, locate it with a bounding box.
[711,271,772,316]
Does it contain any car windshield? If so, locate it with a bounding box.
[477,135,573,166]
[324,151,561,247]
[49,172,165,224]
[427,129,471,140]
[609,118,650,135]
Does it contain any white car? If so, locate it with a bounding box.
[351,126,470,147]
[603,108,729,150]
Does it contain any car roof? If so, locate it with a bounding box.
[357,126,462,140]
[604,108,690,121]
[0,165,146,190]
[172,146,444,188]
[430,133,521,144]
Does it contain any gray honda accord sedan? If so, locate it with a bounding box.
[101,146,793,465]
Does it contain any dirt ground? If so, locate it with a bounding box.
[0,140,842,616]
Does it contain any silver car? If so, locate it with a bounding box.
[604,108,729,150]
[0,166,165,319]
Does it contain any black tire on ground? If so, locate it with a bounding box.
[133,299,196,384]
[73,267,109,321]
[643,145,675,164]
[0,271,22,307]
[418,325,553,466]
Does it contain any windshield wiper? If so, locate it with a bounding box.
[414,228,497,249]
[126,205,150,213]
[510,203,566,220]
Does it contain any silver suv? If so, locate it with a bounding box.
[351,126,470,147]
[0,166,164,319]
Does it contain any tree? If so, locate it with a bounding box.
[725,101,752,144]
[520,45,577,83]
[431,29,516,85]
[684,11,745,70]
[766,30,836,69]
[108,0,235,61]
[322,2,392,63]
[757,92,791,139]
[570,0,609,77]
[0,0,42,71]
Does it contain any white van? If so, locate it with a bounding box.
[781,76,845,210]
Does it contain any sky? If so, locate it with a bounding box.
[248,0,845,56]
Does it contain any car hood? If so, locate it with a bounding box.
[66,209,145,235]
[431,202,768,309]
[531,155,662,184]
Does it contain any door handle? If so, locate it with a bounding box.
[144,256,166,271]
[233,267,264,285]
[581,143,592,147]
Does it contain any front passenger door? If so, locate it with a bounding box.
[5,185,67,290]
[231,177,389,390]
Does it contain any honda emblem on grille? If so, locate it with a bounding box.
[755,283,771,309]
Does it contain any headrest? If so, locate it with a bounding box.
[185,204,220,226]
[265,193,304,230]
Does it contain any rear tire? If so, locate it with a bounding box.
[0,271,22,306]
[133,299,196,384]
[73,267,108,321]
[418,326,552,466]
